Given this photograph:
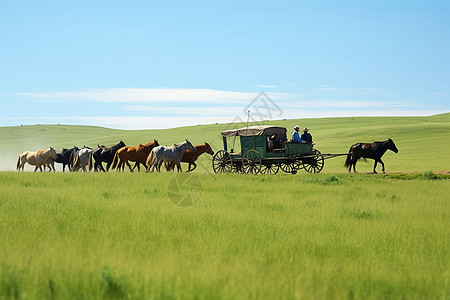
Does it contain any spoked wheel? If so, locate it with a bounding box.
[232,162,243,174]
[280,162,296,174]
[260,163,279,175]
[293,158,305,172]
[212,150,233,174]
[304,149,324,173]
[242,150,262,174]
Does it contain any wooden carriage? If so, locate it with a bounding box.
[212,125,324,174]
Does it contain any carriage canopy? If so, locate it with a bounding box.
[221,125,287,140]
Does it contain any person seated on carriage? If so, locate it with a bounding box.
[301,127,313,143]
[291,125,306,143]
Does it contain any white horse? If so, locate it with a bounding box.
[16,148,58,172]
[72,147,93,172]
[146,140,195,172]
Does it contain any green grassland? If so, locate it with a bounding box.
[0,115,449,299]
[0,172,449,299]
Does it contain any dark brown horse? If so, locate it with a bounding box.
[344,138,398,173]
[165,142,214,172]
[111,140,159,172]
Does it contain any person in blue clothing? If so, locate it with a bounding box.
[301,127,313,143]
[291,125,305,143]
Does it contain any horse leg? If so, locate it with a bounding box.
[375,158,385,173]
[34,165,38,172]
[177,162,182,173]
[157,160,163,172]
[372,160,378,174]
[189,162,197,172]
[126,161,133,172]
[106,162,112,172]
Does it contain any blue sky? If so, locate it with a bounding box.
[1,0,449,129]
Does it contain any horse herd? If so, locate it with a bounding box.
[16,140,215,173]
[15,137,399,174]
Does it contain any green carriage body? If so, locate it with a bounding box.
[213,125,324,174]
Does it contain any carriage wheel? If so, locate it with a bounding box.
[242,150,262,174]
[232,162,243,174]
[260,163,279,175]
[212,150,233,174]
[304,149,324,173]
[293,158,305,171]
[280,162,296,174]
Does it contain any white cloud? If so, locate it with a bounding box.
[17,88,294,104]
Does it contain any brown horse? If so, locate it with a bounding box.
[111,140,159,172]
[17,148,58,172]
[344,138,398,173]
[165,142,214,172]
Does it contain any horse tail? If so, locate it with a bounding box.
[344,154,353,168]
[111,151,119,170]
[72,154,79,171]
[146,151,155,169]
[344,145,355,168]
[16,154,21,170]
[88,152,93,172]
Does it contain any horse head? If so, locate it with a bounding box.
[154,139,159,146]
[185,139,195,152]
[49,147,58,160]
[388,138,398,153]
[204,142,214,155]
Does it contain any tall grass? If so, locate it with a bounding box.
[0,172,449,299]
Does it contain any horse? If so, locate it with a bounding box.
[72,146,93,172]
[16,147,58,172]
[90,140,126,172]
[44,146,78,172]
[111,140,159,172]
[344,138,398,173]
[146,140,195,172]
[164,142,214,172]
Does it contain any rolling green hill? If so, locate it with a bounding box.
[1,113,449,172]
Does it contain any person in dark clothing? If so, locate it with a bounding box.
[301,127,313,143]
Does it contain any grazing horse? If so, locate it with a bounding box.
[147,140,195,172]
[344,138,398,173]
[111,140,159,172]
[72,147,93,172]
[17,148,58,172]
[90,140,126,172]
[165,142,214,172]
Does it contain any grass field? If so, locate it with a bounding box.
[1,115,449,299]
[0,172,449,299]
